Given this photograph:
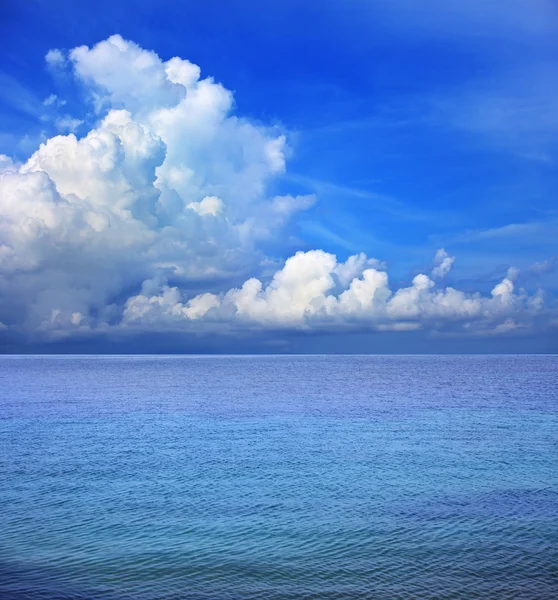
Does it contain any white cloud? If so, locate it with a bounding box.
[0,35,551,344]
[70,35,187,114]
[120,250,543,336]
[506,266,520,281]
[529,258,555,275]
[55,116,83,133]
[0,154,17,174]
[0,35,313,338]
[43,94,59,107]
[45,49,66,69]
[186,196,224,217]
[431,248,455,278]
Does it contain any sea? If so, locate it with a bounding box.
[0,355,556,599]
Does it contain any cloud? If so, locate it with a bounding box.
[45,49,66,70]
[43,94,65,107]
[121,250,543,337]
[54,116,83,133]
[445,219,558,247]
[0,72,45,119]
[371,0,557,41]
[0,35,552,345]
[186,196,224,217]
[529,258,556,276]
[431,248,455,278]
[70,36,190,114]
[40,94,81,134]
[0,36,313,339]
[426,61,558,162]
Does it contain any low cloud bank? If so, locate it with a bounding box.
[122,249,543,337]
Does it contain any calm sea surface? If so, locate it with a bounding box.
[0,355,557,599]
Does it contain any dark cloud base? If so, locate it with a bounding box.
[2,329,556,355]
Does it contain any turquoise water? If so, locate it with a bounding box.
[1,355,557,599]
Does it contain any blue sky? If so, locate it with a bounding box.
[0,0,557,352]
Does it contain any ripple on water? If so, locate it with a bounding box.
[1,355,557,599]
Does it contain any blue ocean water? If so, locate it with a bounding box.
[0,355,557,600]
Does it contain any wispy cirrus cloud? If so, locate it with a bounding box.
[0,71,45,119]
[427,64,558,163]
[444,219,558,246]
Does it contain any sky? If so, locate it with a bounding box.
[0,0,557,353]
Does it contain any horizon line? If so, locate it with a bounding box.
[1,353,557,358]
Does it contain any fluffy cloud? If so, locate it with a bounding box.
[431,248,455,278]
[45,49,66,70]
[122,249,543,336]
[0,35,549,344]
[0,36,313,337]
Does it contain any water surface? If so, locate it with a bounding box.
[1,355,557,599]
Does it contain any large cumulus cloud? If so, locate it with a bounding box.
[0,36,549,343]
[0,36,312,335]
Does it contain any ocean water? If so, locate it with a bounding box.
[0,355,557,600]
